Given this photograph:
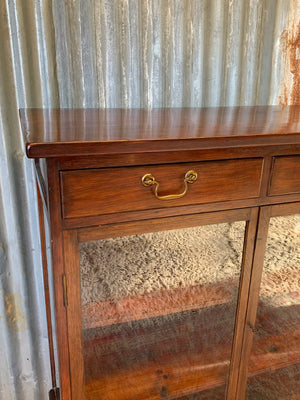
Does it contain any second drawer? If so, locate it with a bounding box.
[268,155,300,196]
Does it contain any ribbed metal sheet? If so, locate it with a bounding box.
[0,1,299,398]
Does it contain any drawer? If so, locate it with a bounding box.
[60,158,263,219]
[269,155,300,196]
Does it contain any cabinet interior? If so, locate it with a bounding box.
[79,222,245,399]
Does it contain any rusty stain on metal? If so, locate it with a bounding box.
[289,22,300,105]
[4,292,28,332]
[279,19,300,106]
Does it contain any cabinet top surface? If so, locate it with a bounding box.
[20,106,300,158]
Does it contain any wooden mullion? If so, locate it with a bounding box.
[226,207,260,399]
[234,206,272,399]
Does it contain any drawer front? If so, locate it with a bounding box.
[60,158,263,219]
[269,155,300,196]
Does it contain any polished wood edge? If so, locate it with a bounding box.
[26,134,300,159]
[77,208,252,243]
[57,145,300,170]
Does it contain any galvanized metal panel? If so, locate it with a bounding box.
[0,1,299,398]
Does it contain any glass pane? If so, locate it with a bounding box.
[246,214,300,400]
[80,222,246,400]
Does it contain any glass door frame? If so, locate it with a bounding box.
[62,207,261,400]
[235,201,300,399]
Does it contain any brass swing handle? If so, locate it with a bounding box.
[142,170,198,200]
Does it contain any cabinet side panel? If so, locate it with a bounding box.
[47,159,72,400]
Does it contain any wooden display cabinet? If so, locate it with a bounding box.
[21,107,300,400]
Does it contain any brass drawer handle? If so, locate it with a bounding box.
[142,170,198,200]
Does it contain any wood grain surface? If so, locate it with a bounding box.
[269,155,300,196]
[60,159,263,219]
[21,106,300,158]
[21,107,300,400]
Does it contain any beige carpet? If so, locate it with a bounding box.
[79,215,299,307]
[80,221,245,306]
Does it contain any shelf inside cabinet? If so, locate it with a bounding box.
[248,296,300,377]
[247,364,300,399]
[82,302,237,400]
[81,293,300,399]
[81,279,237,329]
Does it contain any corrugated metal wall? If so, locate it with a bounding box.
[0,1,299,398]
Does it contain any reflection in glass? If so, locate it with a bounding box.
[79,222,245,400]
[247,214,300,399]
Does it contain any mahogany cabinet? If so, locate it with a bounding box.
[21,107,300,400]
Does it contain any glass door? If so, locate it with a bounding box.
[76,216,248,400]
[245,212,300,399]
